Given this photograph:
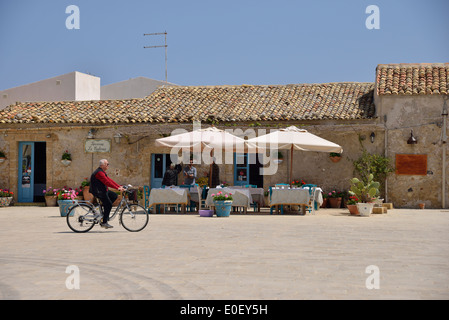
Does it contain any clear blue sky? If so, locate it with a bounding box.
[1,0,448,90]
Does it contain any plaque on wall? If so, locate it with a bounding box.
[395,154,427,175]
[85,139,111,153]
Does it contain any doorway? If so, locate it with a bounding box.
[233,153,263,187]
[151,153,181,189]
[18,142,46,203]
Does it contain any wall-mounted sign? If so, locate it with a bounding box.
[85,139,111,153]
[395,154,427,175]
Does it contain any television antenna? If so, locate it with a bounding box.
[144,31,168,82]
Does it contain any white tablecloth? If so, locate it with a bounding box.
[270,188,310,206]
[147,188,189,208]
[184,185,202,203]
[302,187,323,207]
[247,188,265,207]
[206,187,253,208]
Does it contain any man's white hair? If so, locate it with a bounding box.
[99,159,108,166]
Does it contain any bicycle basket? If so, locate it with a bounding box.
[128,189,137,201]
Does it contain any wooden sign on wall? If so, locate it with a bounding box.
[395,154,427,175]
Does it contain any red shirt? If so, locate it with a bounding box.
[94,170,121,190]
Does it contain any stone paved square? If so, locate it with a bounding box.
[0,206,448,300]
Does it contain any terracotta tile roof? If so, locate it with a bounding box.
[376,63,449,95]
[0,82,375,124]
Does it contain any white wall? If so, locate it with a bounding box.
[0,72,100,109]
[75,72,100,101]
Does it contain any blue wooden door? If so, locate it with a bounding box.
[234,153,249,186]
[18,142,34,202]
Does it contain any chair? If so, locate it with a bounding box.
[179,184,197,212]
[301,184,317,188]
[243,185,258,211]
[143,185,158,214]
[301,185,317,213]
[269,186,284,214]
[200,185,208,209]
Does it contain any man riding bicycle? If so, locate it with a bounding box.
[89,159,124,229]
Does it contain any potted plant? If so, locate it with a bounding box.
[0,150,6,163]
[112,190,122,207]
[320,192,328,208]
[0,188,14,207]
[43,187,58,206]
[211,191,233,217]
[61,150,72,166]
[327,190,343,208]
[329,152,342,163]
[291,179,306,188]
[349,173,380,217]
[196,177,209,188]
[57,187,79,216]
[81,178,93,202]
[346,195,360,215]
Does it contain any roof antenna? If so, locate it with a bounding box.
[144,31,168,83]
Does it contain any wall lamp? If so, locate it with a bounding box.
[87,129,95,139]
[407,130,418,145]
[370,132,375,143]
[113,133,122,144]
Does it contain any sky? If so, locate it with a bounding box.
[0,0,448,90]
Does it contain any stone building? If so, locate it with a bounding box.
[0,63,447,208]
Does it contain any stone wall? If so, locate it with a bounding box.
[377,94,449,208]
[1,121,385,204]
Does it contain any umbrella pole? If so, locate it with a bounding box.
[209,149,214,188]
[290,145,293,187]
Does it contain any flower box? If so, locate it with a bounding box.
[199,209,214,217]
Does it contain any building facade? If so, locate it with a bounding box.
[0,63,448,208]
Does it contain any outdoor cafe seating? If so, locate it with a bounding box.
[269,183,322,215]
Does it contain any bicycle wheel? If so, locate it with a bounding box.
[120,204,149,232]
[67,203,97,233]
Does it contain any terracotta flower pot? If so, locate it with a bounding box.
[82,186,94,203]
[330,156,341,163]
[113,194,122,206]
[328,197,342,208]
[320,198,328,208]
[45,195,57,207]
[347,204,359,215]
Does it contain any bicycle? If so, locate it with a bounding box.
[66,185,149,233]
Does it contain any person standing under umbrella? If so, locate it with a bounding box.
[183,159,197,185]
[209,157,220,188]
[162,163,182,186]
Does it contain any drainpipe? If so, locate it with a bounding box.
[442,97,448,209]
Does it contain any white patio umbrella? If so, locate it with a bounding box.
[155,126,257,186]
[247,126,343,184]
[155,126,254,152]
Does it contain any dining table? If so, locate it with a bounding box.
[206,187,253,213]
[147,187,190,213]
[269,186,322,214]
